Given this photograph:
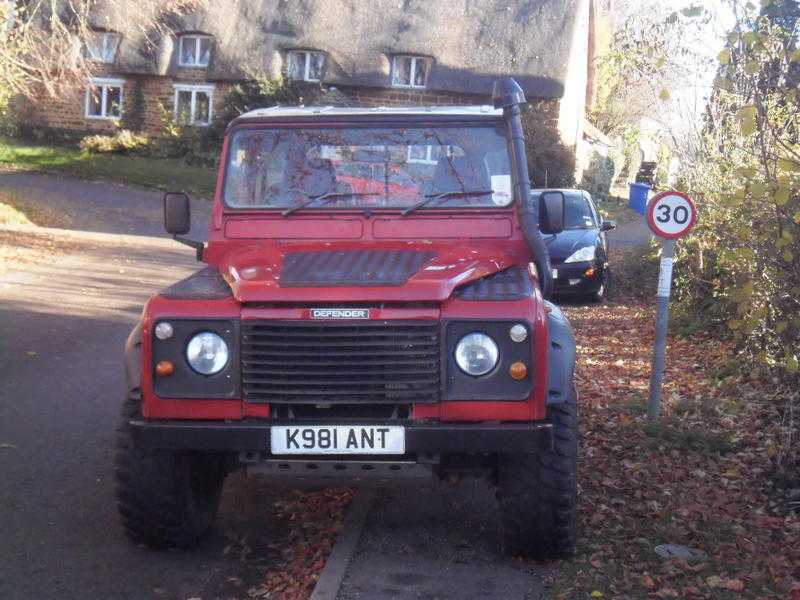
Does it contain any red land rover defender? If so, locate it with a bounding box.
[116,79,578,559]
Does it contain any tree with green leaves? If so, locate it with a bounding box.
[0,1,201,111]
[673,0,800,386]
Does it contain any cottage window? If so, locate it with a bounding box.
[84,31,120,63]
[287,50,325,82]
[178,35,212,67]
[391,55,428,88]
[85,78,124,120]
[407,145,441,164]
[174,84,214,126]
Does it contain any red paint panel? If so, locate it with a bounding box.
[225,218,363,239]
[141,295,244,420]
[241,306,440,321]
[372,218,512,239]
[143,398,243,420]
[411,289,548,422]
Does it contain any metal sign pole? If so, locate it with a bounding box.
[647,238,676,424]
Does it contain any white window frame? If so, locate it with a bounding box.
[173,83,214,127]
[178,34,213,67]
[84,31,120,63]
[391,55,428,89]
[84,77,124,120]
[407,145,438,165]
[286,50,325,82]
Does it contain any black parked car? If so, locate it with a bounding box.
[531,189,616,302]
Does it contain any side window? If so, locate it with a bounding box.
[179,35,213,67]
[286,50,326,82]
[173,84,214,126]
[586,194,602,227]
[391,55,429,88]
[84,31,121,63]
[85,78,124,119]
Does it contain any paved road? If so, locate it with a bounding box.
[0,172,284,600]
[337,481,551,600]
[0,172,549,600]
[607,214,652,247]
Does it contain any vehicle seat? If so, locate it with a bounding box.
[289,157,335,197]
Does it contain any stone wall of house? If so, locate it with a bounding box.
[21,63,231,139]
[20,73,563,167]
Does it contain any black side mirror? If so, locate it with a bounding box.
[163,192,191,235]
[539,190,565,235]
[601,220,617,232]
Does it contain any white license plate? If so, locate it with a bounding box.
[552,268,559,279]
[270,425,405,455]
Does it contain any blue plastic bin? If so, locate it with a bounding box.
[628,182,651,215]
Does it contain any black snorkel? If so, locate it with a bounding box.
[493,78,554,298]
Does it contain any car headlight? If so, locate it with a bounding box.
[186,331,229,375]
[564,246,596,263]
[455,332,499,376]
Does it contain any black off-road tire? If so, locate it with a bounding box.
[114,396,227,549]
[497,388,578,559]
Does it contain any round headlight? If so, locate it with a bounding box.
[186,332,229,375]
[455,332,499,377]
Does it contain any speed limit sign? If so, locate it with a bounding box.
[646,191,697,239]
[645,190,697,425]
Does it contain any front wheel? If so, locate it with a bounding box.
[587,269,609,303]
[497,388,578,559]
[114,396,227,549]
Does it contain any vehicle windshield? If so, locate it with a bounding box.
[223,124,513,210]
[532,192,596,230]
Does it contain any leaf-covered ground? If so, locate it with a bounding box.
[247,488,354,599]
[554,298,799,599]
[239,292,798,600]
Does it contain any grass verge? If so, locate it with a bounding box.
[598,194,640,225]
[0,137,216,198]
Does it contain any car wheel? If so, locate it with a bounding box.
[114,396,227,549]
[497,386,578,559]
[587,270,609,303]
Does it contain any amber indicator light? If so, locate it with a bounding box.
[509,361,528,380]
[155,360,175,377]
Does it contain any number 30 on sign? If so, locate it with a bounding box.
[646,191,697,239]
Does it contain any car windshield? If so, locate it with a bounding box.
[223,125,514,210]
[532,192,596,230]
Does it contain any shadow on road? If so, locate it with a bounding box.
[337,480,552,600]
[0,170,209,239]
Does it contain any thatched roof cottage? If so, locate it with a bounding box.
[23,0,614,182]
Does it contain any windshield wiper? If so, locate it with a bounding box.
[400,189,494,216]
[282,191,379,217]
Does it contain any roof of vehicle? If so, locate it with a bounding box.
[234,105,503,121]
[531,188,590,197]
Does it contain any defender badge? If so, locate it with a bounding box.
[310,308,370,319]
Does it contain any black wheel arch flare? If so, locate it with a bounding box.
[545,301,576,404]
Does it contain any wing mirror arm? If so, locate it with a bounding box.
[163,192,204,261]
[173,235,205,261]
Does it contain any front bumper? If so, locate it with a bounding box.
[552,261,602,294]
[129,419,553,454]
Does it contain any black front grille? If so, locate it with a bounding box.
[241,320,441,404]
